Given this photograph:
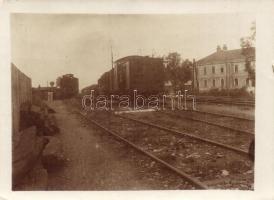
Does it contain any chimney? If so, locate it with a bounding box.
[223,44,228,51]
[216,45,221,52]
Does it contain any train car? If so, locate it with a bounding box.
[98,69,114,95]
[56,74,79,99]
[81,84,99,96]
[112,55,165,95]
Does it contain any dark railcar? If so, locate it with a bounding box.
[57,74,79,99]
[81,84,99,96]
[98,69,114,95]
[112,55,165,95]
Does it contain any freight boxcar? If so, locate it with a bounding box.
[97,69,114,95]
[56,74,79,99]
[112,55,165,95]
[81,84,99,96]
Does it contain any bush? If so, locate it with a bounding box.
[228,87,252,98]
[199,87,253,98]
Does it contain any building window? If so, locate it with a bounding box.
[235,65,238,73]
[221,67,224,73]
[212,66,215,74]
[221,79,224,88]
[252,80,255,87]
[213,79,215,87]
[246,78,249,86]
[204,80,207,87]
[204,67,207,75]
[234,78,238,86]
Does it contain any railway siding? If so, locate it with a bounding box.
[165,110,254,134]
[122,111,254,151]
[83,110,253,189]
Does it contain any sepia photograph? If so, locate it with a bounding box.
[10,13,256,191]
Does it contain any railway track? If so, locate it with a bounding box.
[123,110,253,151]
[79,110,253,190]
[117,113,250,156]
[158,109,254,135]
[79,111,208,189]
[195,99,255,107]
[186,109,254,122]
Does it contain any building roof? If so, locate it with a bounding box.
[197,48,255,65]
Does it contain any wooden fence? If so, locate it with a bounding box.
[11,63,32,146]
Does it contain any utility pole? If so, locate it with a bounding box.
[110,43,114,91]
[192,59,194,93]
[111,44,114,69]
[192,59,196,94]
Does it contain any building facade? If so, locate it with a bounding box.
[32,86,61,101]
[195,46,255,92]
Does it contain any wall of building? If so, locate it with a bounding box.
[197,60,253,91]
[32,87,61,101]
[11,63,32,146]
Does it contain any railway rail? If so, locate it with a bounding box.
[79,111,208,189]
[122,109,253,151]
[78,109,253,189]
[116,113,250,157]
[186,109,254,122]
[158,109,254,135]
[194,98,255,107]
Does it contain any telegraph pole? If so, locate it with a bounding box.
[110,44,114,69]
[192,59,195,94]
[110,43,114,92]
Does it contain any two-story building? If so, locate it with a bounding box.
[195,45,255,93]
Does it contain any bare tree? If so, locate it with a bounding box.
[240,21,256,83]
[165,52,192,91]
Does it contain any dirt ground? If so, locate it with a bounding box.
[46,100,192,190]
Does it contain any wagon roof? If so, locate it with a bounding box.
[115,55,143,63]
[115,55,162,63]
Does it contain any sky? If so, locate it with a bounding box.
[11,13,255,89]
